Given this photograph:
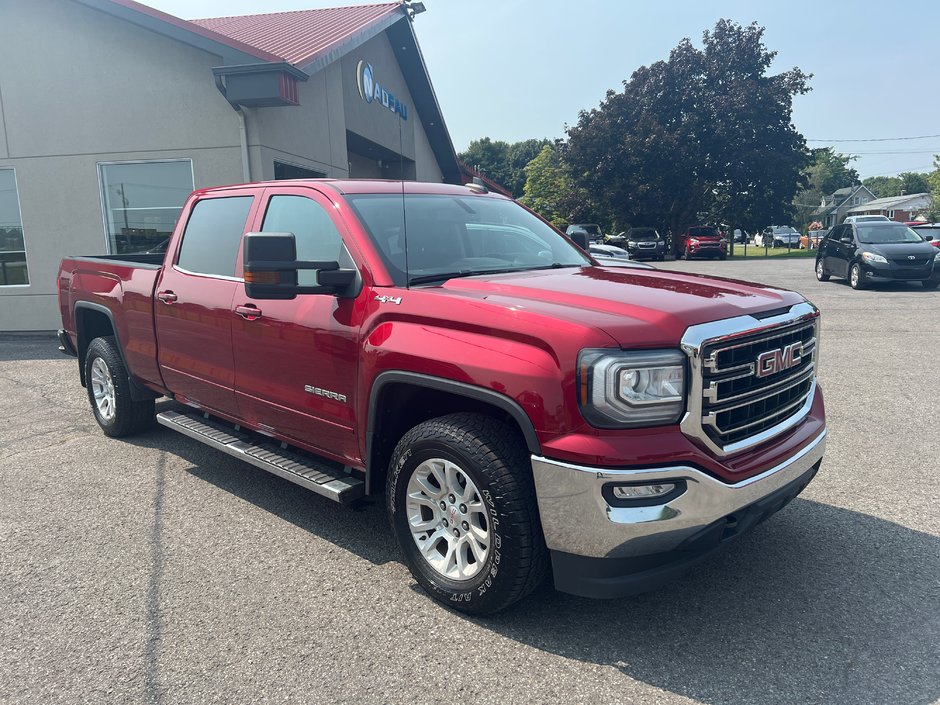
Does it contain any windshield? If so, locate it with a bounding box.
[689,227,718,238]
[773,227,798,234]
[346,194,590,286]
[856,223,924,244]
[629,229,659,241]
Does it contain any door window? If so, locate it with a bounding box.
[177,196,253,277]
[261,195,347,285]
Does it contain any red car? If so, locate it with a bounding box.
[674,225,727,260]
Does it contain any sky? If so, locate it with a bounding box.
[146,0,940,181]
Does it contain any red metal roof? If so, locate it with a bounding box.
[191,3,402,68]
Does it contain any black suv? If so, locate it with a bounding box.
[815,221,940,290]
[624,227,666,261]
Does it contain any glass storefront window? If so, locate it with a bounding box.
[0,169,28,286]
[99,160,194,254]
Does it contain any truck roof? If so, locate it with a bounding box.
[191,179,509,198]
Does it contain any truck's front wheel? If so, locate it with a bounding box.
[84,336,154,437]
[388,413,548,615]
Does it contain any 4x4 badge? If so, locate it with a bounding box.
[374,295,402,305]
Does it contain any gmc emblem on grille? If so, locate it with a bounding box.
[755,342,803,378]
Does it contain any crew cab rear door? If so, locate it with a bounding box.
[231,186,364,464]
[154,190,259,414]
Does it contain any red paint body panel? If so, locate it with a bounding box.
[59,179,826,487]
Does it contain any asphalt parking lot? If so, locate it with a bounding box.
[1,257,938,705]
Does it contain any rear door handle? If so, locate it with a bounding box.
[235,304,262,321]
[157,290,178,304]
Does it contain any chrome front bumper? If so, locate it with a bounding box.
[531,430,826,559]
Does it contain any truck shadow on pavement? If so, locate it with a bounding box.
[480,498,940,705]
[126,419,400,567]
[125,422,938,705]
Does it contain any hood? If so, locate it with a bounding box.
[439,266,806,348]
[867,242,938,258]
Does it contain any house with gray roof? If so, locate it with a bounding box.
[845,192,931,222]
[812,184,878,229]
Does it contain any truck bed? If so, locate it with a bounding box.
[58,254,165,393]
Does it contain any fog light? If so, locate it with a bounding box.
[603,479,686,507]
[612,483,675,499]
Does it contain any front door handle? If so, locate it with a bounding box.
[235,304,263,321]
[157,290,178,304]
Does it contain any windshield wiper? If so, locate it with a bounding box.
[408,263,580,286]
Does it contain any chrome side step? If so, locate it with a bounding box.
[156,410,364,504]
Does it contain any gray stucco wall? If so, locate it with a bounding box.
[0,2,447,331]
[0,0,245,331]
[245,61,349,181]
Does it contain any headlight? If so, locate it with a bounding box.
[862,252,887,264]
[689,238,699,244]
[578,349,686,427]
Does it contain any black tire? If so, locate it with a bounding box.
[849,262,865,290]
[84,336,155,437]
[387,412,548,615]
[923,279,939,290]
[718,254,726,260]
[815,258,830,282]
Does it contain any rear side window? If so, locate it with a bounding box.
[177,196,253,277]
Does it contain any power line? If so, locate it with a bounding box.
[844,149,939,155]
[808,133,940,143]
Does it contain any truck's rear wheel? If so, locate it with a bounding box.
[84,336,154,437]
[388,413,548,615]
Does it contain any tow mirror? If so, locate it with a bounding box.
[243,232,358,300]
[569,231,590,252]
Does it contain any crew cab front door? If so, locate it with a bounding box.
[155,192,258,415]
[231,188,364,465]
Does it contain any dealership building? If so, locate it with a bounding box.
[0,0,461,331]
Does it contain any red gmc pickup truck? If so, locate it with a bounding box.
[58,179,826,614]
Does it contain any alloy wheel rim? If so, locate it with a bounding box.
[90,357,116,421]
[816,260,824,278]
[405,458,489,581]
[851,266,859,287]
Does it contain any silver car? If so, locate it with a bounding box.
[756,226,800,248]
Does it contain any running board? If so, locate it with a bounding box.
[156,410,364,504]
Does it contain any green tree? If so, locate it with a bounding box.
[458,137,551,198]
[793,148,859,227]
[925,156,940,221]
[864,172,931,198]
[459,137,511,188]
[565,20,810,237]
[862,175,901,198]
[520,144,591,228]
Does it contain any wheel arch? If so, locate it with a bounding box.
[74,302,156,401]
[366,372,541,495]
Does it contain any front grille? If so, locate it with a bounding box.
[699,320,817,448]
[891,268,931,279]
[891,256,931,266]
